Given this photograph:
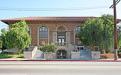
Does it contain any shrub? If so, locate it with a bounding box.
[40,44,56,53]
[118,49,121,54]
[118,49,121,58]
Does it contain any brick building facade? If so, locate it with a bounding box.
[1,17,93,59]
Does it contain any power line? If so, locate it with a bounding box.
[110,0,121,8]
[0,6,108,11]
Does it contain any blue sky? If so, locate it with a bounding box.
[0,0,121,31]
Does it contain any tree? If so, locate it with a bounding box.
[118,27,121,49]
[0,40,2,49]
[79,18,103,48]
[0,28,8,51]
[100,15,114,53]
[1,21,31,53]
[79,15,114,52]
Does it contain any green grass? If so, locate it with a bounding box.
[13,54,24,58]
[0,53,24,59]
[0,54,13,59]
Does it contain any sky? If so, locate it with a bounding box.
[0,0,121,32]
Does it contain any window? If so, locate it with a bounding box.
[39,26,48,38]
[75,26,81,34]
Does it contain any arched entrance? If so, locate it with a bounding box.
[56,49,67,59]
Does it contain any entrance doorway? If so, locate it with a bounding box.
[57,26,66,46]
[57,32,66,46]
[56,50,67,59]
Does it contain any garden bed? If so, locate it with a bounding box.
[100,53,114,59]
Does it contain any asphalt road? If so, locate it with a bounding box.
[0,61,121,75]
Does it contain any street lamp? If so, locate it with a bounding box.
[110,0,121,60]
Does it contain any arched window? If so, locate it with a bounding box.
[57,26,65,32]
[39,26,48,38]
[75,26,81,34]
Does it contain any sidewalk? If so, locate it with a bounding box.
[0,61,121,75]
[0,58,121,62]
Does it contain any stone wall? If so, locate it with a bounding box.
[71,52,80,59]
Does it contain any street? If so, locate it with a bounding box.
[0,61,121,75]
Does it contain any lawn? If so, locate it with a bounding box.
[0,53,24,59]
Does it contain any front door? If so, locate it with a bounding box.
[57,32,66,46]
[57,50,67,59]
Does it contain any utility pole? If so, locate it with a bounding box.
[110,0,121,60]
